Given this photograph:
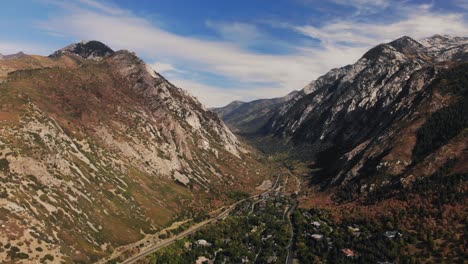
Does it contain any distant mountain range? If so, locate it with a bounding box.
[214,34,468,197]
[210,90,298,134]
[0,51,26,61]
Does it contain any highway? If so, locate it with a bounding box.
[120,176,280,264]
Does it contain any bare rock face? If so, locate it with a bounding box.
[270,36,432,144]
[0,42,263,262]
[49,40,115,60]
[419,34,468,62]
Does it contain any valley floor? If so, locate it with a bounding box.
[119,158,466,264]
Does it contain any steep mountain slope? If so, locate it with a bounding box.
[248,35,467,195]
[0,42,271,263]
[211,91,297,134]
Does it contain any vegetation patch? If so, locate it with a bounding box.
[0,158,9,172]
[413,63,468,162]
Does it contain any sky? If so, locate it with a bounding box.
[1,0,468,107]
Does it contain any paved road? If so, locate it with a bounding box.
[120,176,281,264]
[285,173,302,264]
[120,204,235,264]
[285,200,298,264]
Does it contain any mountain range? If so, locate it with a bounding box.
[214,34,468,198]
[0,34,466,263]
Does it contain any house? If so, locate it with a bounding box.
[341,248,359,258]
[195,239,212,247]
[311,221,321,228]
[311,234,323,240]
[384,231,401,239]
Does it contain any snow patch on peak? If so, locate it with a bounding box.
[419,34,468,61]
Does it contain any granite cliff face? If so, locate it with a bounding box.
[0,41,268,262]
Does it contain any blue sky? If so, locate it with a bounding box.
[1,0,468,107]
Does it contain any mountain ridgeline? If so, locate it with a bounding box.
[0,42,272,262]
[214,34,468,197]
[0,34,466,263]
[210,90,298,134]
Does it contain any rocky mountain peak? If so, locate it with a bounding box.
[389,35,426,55]
[389,36,422,49]
[49,40,115,60]
[0,51,26,60]
[362,36,427,61]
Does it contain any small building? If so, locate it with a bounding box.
[383,231,401,239]
[195,239,212,247]
[311,221,321,228]
[311,234,323,240]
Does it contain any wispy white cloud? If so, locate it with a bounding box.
[76,0,126,15]
[206,21,263,43]
[330,0,391,15]
[150,62,182,74]
[38,2,322,106]
[169,77,295,107]
[294,4,468,47]
[298,0,392,16]
[35,0,468,107]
